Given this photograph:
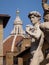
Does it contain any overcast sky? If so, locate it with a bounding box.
[0,0,49,39]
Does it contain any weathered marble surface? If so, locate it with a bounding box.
[26,11,44,65]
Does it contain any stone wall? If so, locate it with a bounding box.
[0,20,3,65]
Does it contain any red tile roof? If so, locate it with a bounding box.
[3,35,23,56]
[3,36,14,56]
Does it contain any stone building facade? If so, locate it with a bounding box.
[0,14,10,65]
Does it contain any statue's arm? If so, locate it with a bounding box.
[26,27,42,39]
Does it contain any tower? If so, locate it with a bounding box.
[11,10,25,36]
[0,14,10,65]
[10,10,25,52]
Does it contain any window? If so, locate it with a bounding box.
[17,41,22,52]
[23,58,30,65]
[13,56,18,65]
[3,56,6,65]
[17,44,21,52]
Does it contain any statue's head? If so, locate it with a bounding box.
[28,11,41,25]
[43,12,49,22]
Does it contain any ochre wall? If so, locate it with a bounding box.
[0,20,3,65]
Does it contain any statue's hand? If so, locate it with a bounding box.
[26,24,34,33]
[42,3,49,11]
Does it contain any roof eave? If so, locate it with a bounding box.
[0,14,10,28]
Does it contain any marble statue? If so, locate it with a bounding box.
[39,0,49,65]
[40,0,49,43]
[26,11,44,65]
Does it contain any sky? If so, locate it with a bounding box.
[0,0,49,39]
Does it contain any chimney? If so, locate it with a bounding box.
[0,14,10,65]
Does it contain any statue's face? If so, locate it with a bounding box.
[44,14,49,22]
[30,15,39,24]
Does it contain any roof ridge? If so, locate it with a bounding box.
[11,34,17,52]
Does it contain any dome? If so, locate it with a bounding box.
[3,35,23,56]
